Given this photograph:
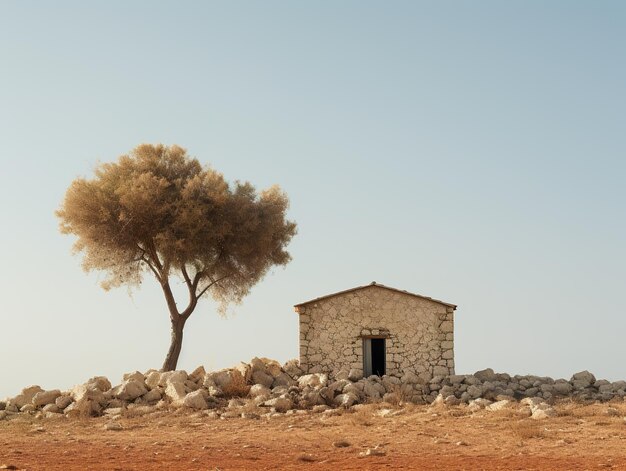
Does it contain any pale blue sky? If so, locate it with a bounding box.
[1,1,625,398]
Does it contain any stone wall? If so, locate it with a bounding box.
[297,285,455,380]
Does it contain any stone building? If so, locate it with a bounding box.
[294,282,457,381]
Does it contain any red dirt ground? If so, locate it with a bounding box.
[2,401,626,470]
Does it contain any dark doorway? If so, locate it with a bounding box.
[363,337,386,376]
[371,338,386,376]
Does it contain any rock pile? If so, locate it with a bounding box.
[1,360,624,421]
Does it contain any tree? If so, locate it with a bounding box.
[57,144,297,371]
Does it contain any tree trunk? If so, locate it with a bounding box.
[162,319,185,371]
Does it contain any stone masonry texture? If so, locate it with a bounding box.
[296,284,455,381]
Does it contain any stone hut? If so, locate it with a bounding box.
[294,282,457,381]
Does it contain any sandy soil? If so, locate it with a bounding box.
[2,401,626,470]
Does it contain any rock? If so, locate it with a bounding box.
[183,390,208,410]
[444,395,461,406]
[334,393,358,408]
[333,440,351,448]
[43,412,62,419]
[272,372,296,388]
[381,375,401,391]
[85,376,112,392]
[359,446,386,457]
[467,385,482,399]
[145,371,161,390]
[103,407,123,416]
[263,396,293,412]
[159,370,188,387]
[571,370,596,388]
[116,379,148,401]
[188,366,206,384]
[262,358,283,378]
[448,375,466,384]
[55,395,72,410]
[249,384,271,398]
[468,398,492,412]
[334,370,349,381]
[297,374,328,389]
[486,400,510,412]
[20,404,36,413]
[104,421,123,431]
[122,371,145,383]
[531,407,556,419]
[204,369,249,396]
[9,386,44,409]
[164,381,187,403]
[282,359,303,379]
[430,394,445,407]
[32,390,62,407]
[251,370,274,388]
[142,388,162,403]
[553,381,573,395]
[348,369,362,382]
[42,404,60,413]
[474,368,497,382]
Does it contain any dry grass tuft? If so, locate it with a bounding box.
[510,420,545,440]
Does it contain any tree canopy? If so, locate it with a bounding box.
[57,143,297,370]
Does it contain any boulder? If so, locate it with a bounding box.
[272,372,296,388]
[122,371,145,384]
[262,358,283,378]
[251,370,274,388]
[298,374,328,389]
[85,376,112,392]
[55,395,73,410]
[183,390,208,410]
[188,366,206,384]
[282,359,303,379]
[474,368,497,383]
[142,388,162,403]
[32,390,62,407]
[116,379,148,401]
[400,371,420,384]
[485,400,510,412]
[531,407,556,419]
[249,384,271,398]
[347,369,362,382]
[468,398,492,412]
[467,385,482,399]
[334,393,358,408]
[570,370,596,388]
[145,371,161,390]
[10,386,44,409]
[42,404,60,413]
[159,371,188,387]
[204,369,249,396]
[164,381,187,403]
[263,396,293,413]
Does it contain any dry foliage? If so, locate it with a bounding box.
[511,420,546,440]
[57,144,297,369]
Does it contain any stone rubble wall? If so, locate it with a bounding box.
[1,358,624,423]
[298,285,455,379]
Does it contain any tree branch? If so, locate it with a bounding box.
[196,274,230,300]
[141,256,162,282]
[181,264,192,289]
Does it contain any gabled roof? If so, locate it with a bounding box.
[293,281,457,310]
